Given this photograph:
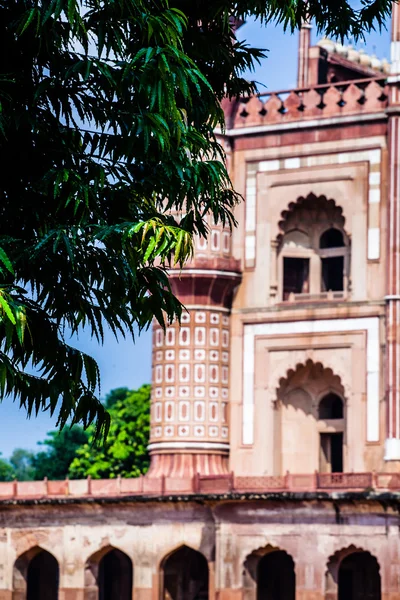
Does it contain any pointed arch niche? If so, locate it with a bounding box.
[160,544,209,600]
[243,544,296,600]
[275,360,346,475]
[85,546,133,600]
[13,546,59,600]
[275,193,351,302]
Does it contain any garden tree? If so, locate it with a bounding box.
[0,454,15,482]
[31,426,89,480]
[103,387,131,410]
[9,448,35,481]
[69,385,150,479]
[0,0,394,437]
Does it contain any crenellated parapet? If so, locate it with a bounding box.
[223,77,388,130]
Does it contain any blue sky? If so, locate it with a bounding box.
[0,14,392,458]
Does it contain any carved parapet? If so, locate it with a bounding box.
[225,77,388,130]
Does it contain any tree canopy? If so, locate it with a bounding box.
[0,386,150,481]
[0,0,394,436]
[69,385,150,479]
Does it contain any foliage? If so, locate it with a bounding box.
[69,385,150,479]
[9,448,36,481]
[0,453,15,482]
[0,0,394,435]
[31,426,89,480]
[103,387,131,410]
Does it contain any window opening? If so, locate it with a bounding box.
[321,256,344,292]
[283,257,309,300]
[319,394,343,419]
[320,228,345,249]
[320,433,343,473]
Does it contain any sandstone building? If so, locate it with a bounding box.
[3,7,400,600]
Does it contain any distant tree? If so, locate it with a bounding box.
[69,385,150,479]
[104,388,130,410]
[0,454,15,482]
[9,448,35,481]
[32,426,89,480]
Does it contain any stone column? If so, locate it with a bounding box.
[385,3,400,460]
[147,220,241,477]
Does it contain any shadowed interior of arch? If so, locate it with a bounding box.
[162,545,209,600]
[257,550,295,600]
[84,546,133,600]
[338,551,381,600]
[13,547,59,600]
[98,549,132,600]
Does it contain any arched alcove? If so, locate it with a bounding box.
[85,546,133,600]
[326,547,381,600]
[276,193,350,300]
[275,361,346,474]
[244,545,296,600]
[257,551,295,600]
[13,547,59,600]
[162,545,209,600]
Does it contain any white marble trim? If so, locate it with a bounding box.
[242,317,380,445]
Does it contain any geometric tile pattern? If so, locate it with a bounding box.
[150,309,230,444]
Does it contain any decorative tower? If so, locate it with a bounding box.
[147,210,241,477]
[385,1,400,460]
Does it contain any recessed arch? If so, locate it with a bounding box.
[85,545,133,600]
[161,544,209,600]
[274,360,346,474]
[277,193,346,243]
[244,545,296,600]
[326,546,381,600]
[13,546,59,600]
[277,360,345,401]
[276,193,350,301]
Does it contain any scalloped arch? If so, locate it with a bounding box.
[276,193,347,243]
[326,544,381,580]
[276,359,346,402]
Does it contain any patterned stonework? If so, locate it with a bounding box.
[149,308,230,448]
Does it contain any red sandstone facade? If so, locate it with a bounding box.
[3,8,400,600]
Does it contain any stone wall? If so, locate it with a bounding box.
[0,495,399,600]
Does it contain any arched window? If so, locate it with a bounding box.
[320,228,345,249]
[319,393,345,473]
[319,393,343,419]
[162,545,209,600]
[278,194,350,301]
[257,551,295,600]
[338,552,381,600]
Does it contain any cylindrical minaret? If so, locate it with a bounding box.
[147,214,241,477]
